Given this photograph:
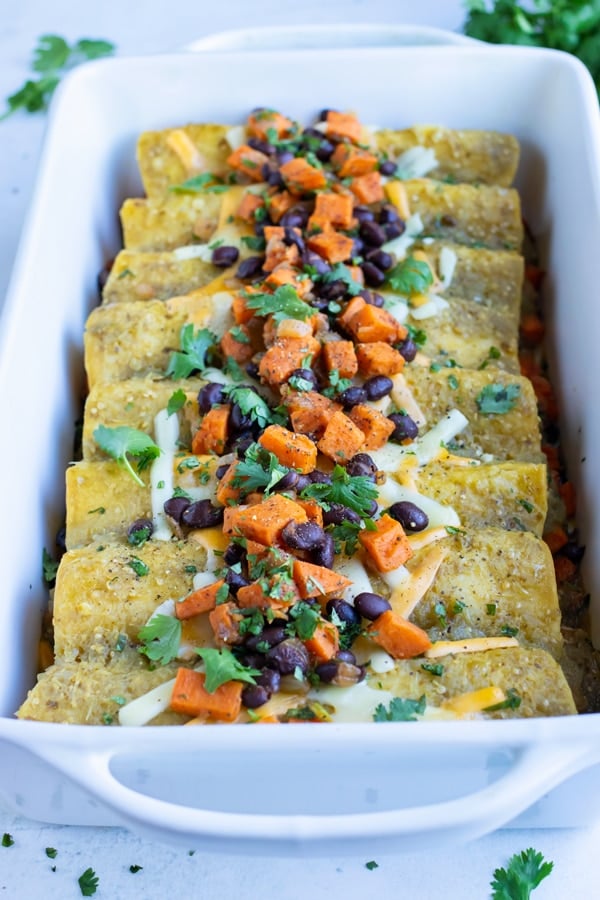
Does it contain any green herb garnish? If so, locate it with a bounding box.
[93,425,160,487]
[373,695,426,722]
[78,867,99,896]
[490,846,553,899]
[138,614,181,666]
[386,255,434,296]
[166,325,217,379]
[167,388,187,416]
[300,464,378,518]
[244,284,313,324]
[476,383,521,415]
[42,548,59,583]
[195,647,260,692]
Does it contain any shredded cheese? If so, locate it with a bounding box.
[441,686,506,716]
[425,636,520,659]
[389,543,449,618]
[118,678,176,727]
[394,146,438,180]
[150,408,179,541]
[166,129,205,175]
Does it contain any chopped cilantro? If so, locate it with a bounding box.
[229,325,251,344]
[405,323,427,347]
[128,525,151,547]
[286,602,320,640]
[484,688,522,713]
[434,601,447,627]
[138,614,181,666]
[373,695,426,722]
[45,847,58,859]
[386,255,434,296]
[166,324,217,379]
[365,860,379,871]
[2,833,14,847]
[223,385,285,430]
[421,662,444,677]
[169,172,227,194]
[322,368,353,398]
[87,506,105,515]
[232,442,289,496]
[167,388,187,416]
[500,624,519,637]
[195,647,259,692]
[448,373,459,390]
[128,556,149,577]
[487,603,497,616]
[115,633,128,652]
[222,357,245,382]
[300,464,378,518]
[241,234,266,251]
[288,372,314,392]
[78,867,99,896]
[319,262,363,297]
[42,548,59,583]
[215,583,230,605]
[490,846,553,899]
[478,345,502,369]
[117,267,134,279]
[518,498,534,513]
[244,284,313,323]
[476,383,521,415]
[93,425,160,487]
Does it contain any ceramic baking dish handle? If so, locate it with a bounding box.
[32,740,596,847]
[181,25,478,54]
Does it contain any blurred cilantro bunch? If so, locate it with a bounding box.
[1,34,114,120]
[464,1,600,96]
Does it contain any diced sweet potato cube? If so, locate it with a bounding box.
[295,498,324,527]
[312,191,354,229]
[236,192,264,223]
[269,190,296,223]
[223,493,309,545]
[216,462,242,506]
[359,513,413,572]
[232,294,255,325]
[264,265,313,297]
[293,559,352,599]
[331,143,379,177]
[247,109,293,141]
[337,296,366,330]
[259,424,317,473]
[171,669,242,721]
[175,579,226,620]
[208,601,242,647]
[307,229,354,264]
[322,340,358,378]
[280,157,327,193]
[304,622,340,662]
[286,390,341,438]
[325,110,362,143]
[317,410,366,464]
[191,405,230,455]
[236,581,291,610]
[350,171,384,204]
[227,144,270,182]
[259,336,320,387]
[368,611,431,659]
[263,238,300,273]
[349,404,395,450]
[343,302,405,344]
[356,342,406,377]
[221,325,254,363]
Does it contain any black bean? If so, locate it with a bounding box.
[366,249,393,271]
[266,638,310,675]
[353,205,375,224]
[379,160,398,177]
[364,375,393,401]
[247,136,275,155]
[268,169,285,188]
[245,361,260,379]
[310,296,329,313]
[346,453,377,479]
[256,668,281,694]
[322,503,361,526]
[379,203,401,224]
[127,517,153,546]
[198,382,225,413]
[163,496,190,523]
[388,501,429,533]
[302,128,334,161]
[247,626,287,652]
[363,498,379,517]
[281,520,326,551]
[230,402,253,433]
[384,221,405,241]
[314,661,339,683]
[294,474,312,492]
[236,255,264,280]
[302,249,331,275]
[318,108,334,121]
[317,279,347,302]
[237,651,265,670]
[211,245,240,268]
[283,227,305,255]
[233,433,256,457]
[181,499,224,529]
[388,412,419,442]
[352,237,365,257]
[339,386,367,409]
[224,566,249,595]
[336,649,358,665]
[312,533,335,569]
[55,524,67,555]
[397,337,418,362]
[326,598,360,627]
[241,684,270,709]
[215,463,229,481]
[281,206,309,229]
[360,289,385,308]
[362,261,386,287]
[359,220,387,248]
[276,150,295,166]
[224,542,246,566]
[562,541,586,564]
[315,139,335,162]
[308,470,332,485]
[354,592,391,620]
[272,470,300,492]
[288,367,319,390]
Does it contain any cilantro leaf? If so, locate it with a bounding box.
[322,368,353,399]
[167,388,187,416]
[73,39,116,61]
[484,688,522,712]
[78,867,99,896]
[166,325,217,379]
[42,548,59,583]
[490,847,553,900]
[320,263,363,297]
[169,172,225,194]
[386,255,434,296]
[195,647,260,693]
[373,695,426,722]
[2,833,14,848]
[365,860,379,871]
[138,614,181,666]
[476,383,521,415]
[286,602,320,640]
[223,385,284,430]
[128,556,149,577]
[244,284,313,324]
[93,425,161,487]
[129,864,143,873]
[33,35,70,72]
[45,847,58,858]
[232,442,289,496]
[405,323,427,347]
[300,464,378,518]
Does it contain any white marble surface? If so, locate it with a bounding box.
[2,2,600,897]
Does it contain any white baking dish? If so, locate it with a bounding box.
[2,38,600,854]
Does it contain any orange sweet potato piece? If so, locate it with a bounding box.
[311,191,354,229]
[356,342,406,376]
[286,390,341,438]
[368,610,431,659]
[259,336,320,386]
[331,143,379,177]
[304,622,340,662]
[236,191,264,223]
[232,294,255,325]
[520,313,545,346]
[247,109,293,141]
[269,190,296,223]
[322,340,358,378]
[349,404,395,450]
[519,350,540,379]
[317,410,366,464]
[359,514,413,572]
[236,579,294,610]
[171,668,242,721]
[350,171,384,204]
[295,498,324,527]
[175,579,226,620]
[259,424,317,473]
[263,240,300,273]
[223,493,308,544]
[293,559,352,600]
[227,144,270,182]
[343,302,406,344]
[326,110,362,143]
[191,405,230,455]
[307,229,354,264]
[280,157,327,193]
[530,374,559,420]
[209,601,242,647]
[216,461,242,506]
[554,555,577,583]
[221,325,254,363]
[544,525,569,555]
[337,296,366,330]
[264,265,313,297]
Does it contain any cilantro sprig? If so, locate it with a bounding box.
[166,325,217,379]
[138,614,181,666]
[319,263,363,297]
[42,548,59,583]
[93,425,161,487]
[169,172,228,195]
[223,385,286,429]
[300,464,378,518]
[195,647,260,692]
[476,383,521,415]
[491,847,554,899]
[386,255,434,296]
[232,442,290,496]
[373,695,426,722]
[78,867,100,897]
[244,284,313,324]
[2,35,115,121]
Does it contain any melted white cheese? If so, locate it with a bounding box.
[438,246,458,290]
[410,294,449,321]
[369,409,468,473]
[118,677,176,727]
[336,556,374,600]
[225,125,247,150]
[395,146,438,179]
[377,480,460,530]
[150,408,180,541]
